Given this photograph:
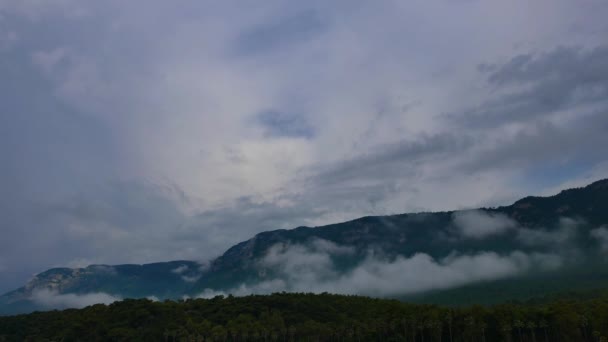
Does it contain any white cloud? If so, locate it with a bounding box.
[452,210,518,239]
[171,264,202,282]
[517,217,581,246]
[590,226,608,253]
[30,289,120,309]
[171,265,189,274]
[181,274,201,283]
[199,239,562,298]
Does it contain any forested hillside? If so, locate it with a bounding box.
[2,292,608,341]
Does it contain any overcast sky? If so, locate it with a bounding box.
[1,0,607,293]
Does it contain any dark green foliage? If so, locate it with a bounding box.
[2,292,608,341]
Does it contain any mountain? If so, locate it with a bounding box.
[2,179,608,315]
[0,261,201,315]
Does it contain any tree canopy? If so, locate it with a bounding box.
[2,291,608,341]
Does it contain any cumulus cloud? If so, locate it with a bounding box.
[452,210,518,239]
[199,239,562,298]
[30,289,120,310]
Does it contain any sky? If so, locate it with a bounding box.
[0,0,607,294]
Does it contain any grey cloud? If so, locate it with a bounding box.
[461,45,608,127]
[233,9,326,56]
[460,110,608,175]
[486,46,608,87]
[452,210,518,239]
[313,133,473,187]
[255,110,315,138]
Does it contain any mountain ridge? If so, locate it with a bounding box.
[2,178,608,315]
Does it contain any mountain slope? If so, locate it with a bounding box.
[195,179,608,294]
[0,261,201,315]
[2,179,608,315]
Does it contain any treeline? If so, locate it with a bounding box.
[1,292,608,341]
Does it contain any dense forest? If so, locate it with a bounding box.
[2,292,608,341]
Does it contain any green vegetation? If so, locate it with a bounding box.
[2,292,608,341]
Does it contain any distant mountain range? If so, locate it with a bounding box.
[2,179,608,315]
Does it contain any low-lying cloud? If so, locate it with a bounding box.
[517,217,582,246]
[31,289,120,310]
[590,226,608,253]
[171,265,190,274]
[452,210,518,239]
[198,239,562,298]
[171,264,202,282]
